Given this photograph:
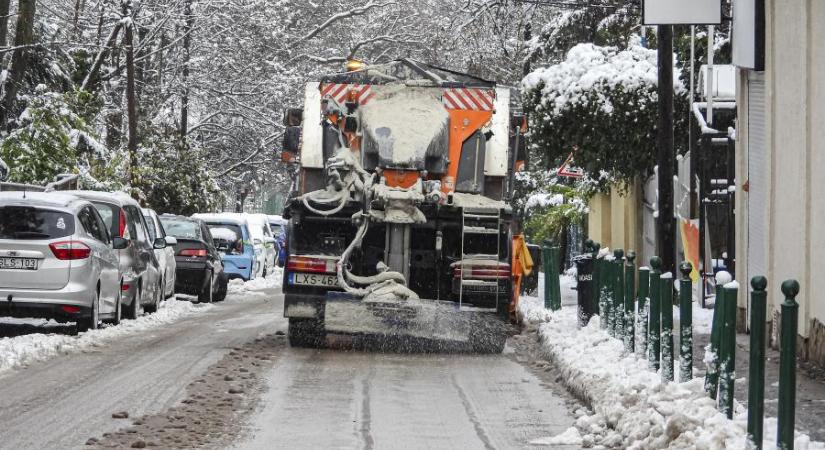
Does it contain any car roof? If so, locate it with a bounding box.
[192,212,249,225]
[61,190,140,208]
[267,215,287,225]
[0,191,87,210]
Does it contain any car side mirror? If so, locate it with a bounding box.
[164,236,178,246]
[153,237,167,249]
[254,238,263,246]
[112,237,129,250]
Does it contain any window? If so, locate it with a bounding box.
[78,206,108,243]
[0,207,75,240]
[159,218,201,240]
[143,214,157,241]
[125,206,148,243]
[207,223,243,254]
[91,202,125,239]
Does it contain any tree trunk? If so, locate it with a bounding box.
[124,23,139,196]
[180,0,193,141]
[0,0,11,48]
[80,22,123,93]
[1,0,36,128]
[71,0,85,40]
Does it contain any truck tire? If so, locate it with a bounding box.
[288,318,326,348]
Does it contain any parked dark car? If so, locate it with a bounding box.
[159,215,227,303]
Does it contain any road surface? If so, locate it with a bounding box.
[0,289,581,449]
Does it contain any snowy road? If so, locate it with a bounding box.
[0,284,581,450]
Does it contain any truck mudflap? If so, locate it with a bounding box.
[323,291,512,353]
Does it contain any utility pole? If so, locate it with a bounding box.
[657,25,676,274]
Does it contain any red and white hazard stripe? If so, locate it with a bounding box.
[442,88,495,111]
[319,83,375,105]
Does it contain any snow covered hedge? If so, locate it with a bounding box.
[522,43,689,188]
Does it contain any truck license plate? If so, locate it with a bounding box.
[0,257,37,270]
[290,273,337,287]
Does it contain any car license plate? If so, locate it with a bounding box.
[0,257,37,270]
[290,273,337,287]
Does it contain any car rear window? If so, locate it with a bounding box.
[0,206,75,240]
[207,223,243,253]
[269,224,283,235]
[160,218,201,240]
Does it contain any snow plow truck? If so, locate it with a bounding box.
[280,59,528,353]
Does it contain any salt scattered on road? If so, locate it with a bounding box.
[0,299,211,376]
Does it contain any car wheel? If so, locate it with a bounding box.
[262,265,268,277]
[127,284,141,320]
[198,271,214,303]
[109,290,122,325]
[145,279,162,313]
[214,272,229,302]
[77,290,101,333]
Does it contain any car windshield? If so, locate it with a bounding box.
[0,206,75,240]
[160,218,201,240]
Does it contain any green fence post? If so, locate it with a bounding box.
[705,271,732,399]
[602,253,612,332]
[719,281,739,418]
[550,246,562,311]
[624,251,636,353]
[777,280,800,450]
[648,256,662,371]
[591,242,601,318]
[638,266,650,358]
[613,249,624,339]
[748,276,768,449]
[542,240,553,310]
[679,262,694,382]
[661,272,675,382]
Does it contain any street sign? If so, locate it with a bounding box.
[557,153,583,178]
[642,0,722,25]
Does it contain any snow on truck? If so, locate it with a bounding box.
[280,59,529,353]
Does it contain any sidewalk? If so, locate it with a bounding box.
[519,273,825,449]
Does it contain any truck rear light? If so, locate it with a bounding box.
[453,266,510,280]
[287,256,336,274]
[49,241,91,260]
[179,248,207,258]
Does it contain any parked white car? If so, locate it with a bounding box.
[142,208,178,299]
[245,214,277,277]
[0,192,124,332]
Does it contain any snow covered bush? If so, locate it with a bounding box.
[514,170,592,244]
[522,43,689,188]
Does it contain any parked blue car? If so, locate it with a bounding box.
[193,214,257,281]
[267,215,288,267]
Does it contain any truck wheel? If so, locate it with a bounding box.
[288,318,326,348]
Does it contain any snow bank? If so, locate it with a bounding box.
[226,267,283,299]
[0,299,211,376]
[521,284,823,449]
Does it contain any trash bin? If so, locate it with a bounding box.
[573,254,596,327]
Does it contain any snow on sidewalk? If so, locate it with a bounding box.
[0,299,211,376]
[519,274,824,450]
[226,267,283,300]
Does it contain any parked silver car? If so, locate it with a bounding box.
[0,192,124,331]
[142,208,178,299]
[63,191,165,318]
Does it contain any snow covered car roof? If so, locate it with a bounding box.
[0,191,83,208]
[61,190,140,208]
[266,215,287,225]
[192,212,250,226]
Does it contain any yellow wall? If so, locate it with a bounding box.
[587,184,642,255]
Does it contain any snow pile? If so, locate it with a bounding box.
[0,299,210,375]
[227,267,283,298]
[522,283,824,449]
[530,427,583,446]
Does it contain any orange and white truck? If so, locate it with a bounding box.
[280,59,528,352]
